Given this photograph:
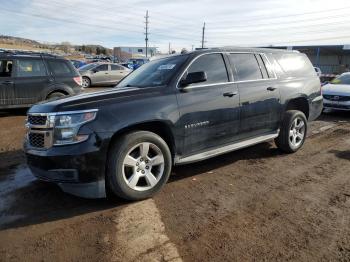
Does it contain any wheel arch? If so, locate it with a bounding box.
[82,76,92,85]
[45,89,69,99]
[285,96,310,119]
[107,120,177,160]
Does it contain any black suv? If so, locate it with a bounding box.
[0,50,83,108]
[24,48,323,200]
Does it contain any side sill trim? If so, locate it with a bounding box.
[175,131,279,165]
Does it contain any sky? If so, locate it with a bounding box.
[1,0,350,53]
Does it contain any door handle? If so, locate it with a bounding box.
[267,87,277,91]
[223,92,237,97]
[2,80,13,85]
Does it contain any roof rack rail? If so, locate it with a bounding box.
[0,48,60,57]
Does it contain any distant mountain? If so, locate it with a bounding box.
[0,35,42,46]
[0,35,112,55]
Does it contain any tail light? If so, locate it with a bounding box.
[73,76,82,86]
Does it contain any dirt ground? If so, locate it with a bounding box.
[0,97,350,261]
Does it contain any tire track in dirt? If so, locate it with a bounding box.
[154,122,350,261]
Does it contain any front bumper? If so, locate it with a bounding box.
[24,132,112,198]
[323,98,350,111]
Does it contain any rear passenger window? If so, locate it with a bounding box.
[111,64,124,71]
[187,53,228,86]
[229,53,262,81]
[0,60,13,77]
[47,60,73,76]
[17,59,47,77]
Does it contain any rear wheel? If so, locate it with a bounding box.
[275,110,307,153]
[106,131,172,201]
[46,92,66,100]
[82,77,91,88]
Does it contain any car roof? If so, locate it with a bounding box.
[0,49,65,59]
[188,47,299,55]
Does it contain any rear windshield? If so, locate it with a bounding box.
[79,63,97,71]
[273,53,316,78]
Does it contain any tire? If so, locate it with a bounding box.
[275,110,307,153]
[47,92,66,100]
[106,131,172,201]
[82,77,91,88]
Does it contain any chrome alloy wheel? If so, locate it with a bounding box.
[289,117,305,148]
[82,77,90,88]
[122,142,165,191]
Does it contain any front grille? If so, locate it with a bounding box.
[29,133,45,148]
[323,95,350,101]
[28,115,47,125]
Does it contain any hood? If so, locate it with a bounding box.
[28,86,157,113]
[322,83,350,95]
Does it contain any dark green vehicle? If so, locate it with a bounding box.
[0,50,83,109]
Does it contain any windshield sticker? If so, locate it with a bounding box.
[158,64,176,70]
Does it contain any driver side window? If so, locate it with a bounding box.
[187,53,228,86]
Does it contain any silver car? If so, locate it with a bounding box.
[322,72,350,111]
[79,63,131,88]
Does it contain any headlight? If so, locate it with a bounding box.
[52,110,97,145]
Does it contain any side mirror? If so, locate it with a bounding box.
[180,71,207,87]
[92,68,98,73]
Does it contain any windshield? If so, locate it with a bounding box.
[331,74,350,85]
[79,63,97,71]
[117,55,188,88]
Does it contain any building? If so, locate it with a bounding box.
[113,46,158,61]
[268,45,350,75]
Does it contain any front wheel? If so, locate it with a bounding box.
[275,110,307,153]
[106,131,172,201]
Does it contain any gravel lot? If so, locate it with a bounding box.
[0,92,350,261]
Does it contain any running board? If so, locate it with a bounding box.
[175,131,279,165]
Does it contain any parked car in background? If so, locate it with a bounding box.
[24,48,322,200]
[70,59,87,69]
[79,63,131,88]
[0,50,83,108]
[322,72,350,111]
[122,58,150,70]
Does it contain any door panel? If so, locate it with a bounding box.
[109,64,128,83]
[237,80,280,138]
[92,64,110,84]
[14,58,50,104]
[177,83,240,156]
[228,53,281,139]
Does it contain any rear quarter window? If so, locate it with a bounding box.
[47,59,76,76]
[274,53,316,78]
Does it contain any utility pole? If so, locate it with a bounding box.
[145,10,149,58]
[168,42,171,54]
[201,22,206,49]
